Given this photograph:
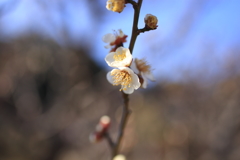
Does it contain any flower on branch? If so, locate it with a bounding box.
[107,67,140,94]
[102,29,128,52]
[144,14,158,29]
[105,47,132,68]
[106,0,126,13]
[130,58,155,88]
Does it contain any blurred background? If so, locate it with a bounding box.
[0,0,240,160]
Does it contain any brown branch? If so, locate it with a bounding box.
[126,0,138,7]
[109,1,143,159]
[111,92,130,158]
[128,0,143,54]
[104,132,115,148]
[137,25,158,35]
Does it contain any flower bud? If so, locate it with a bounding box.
[100,115,111,129]
[89,115,111,143]
[144,14,158,29]
[106,0,125,13]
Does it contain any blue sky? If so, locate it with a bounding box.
[0,0,240,84]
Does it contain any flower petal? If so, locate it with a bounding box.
[145,71,155,81]
[102,33,116,43]
[141,73,148,88]
[105,47,133,68]
[105,52,116,67]
[118,29,124,37]
[131,72,141,89]
[123,48,133,66]
[123,67,140,90]
[106,70,115,84]
[123,86,134,94]
[104,44,111,49]
[130,59,140,74]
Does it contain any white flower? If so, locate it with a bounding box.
[105,47,132,67]
[102,29,126,49]
[106,0,125,13]
[107,67,140,94]
[130,58,155,88]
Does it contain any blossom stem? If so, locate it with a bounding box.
[111,92,130,158]
[110,1,143,159]
[104,132,115,148]
[128,0,143,54]
[138,25,157,34]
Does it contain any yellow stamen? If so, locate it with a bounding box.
[113,50,126,61]
[135,58,151,73]
[111,70,132,91]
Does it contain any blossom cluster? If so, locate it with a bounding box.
[103,30,155,94]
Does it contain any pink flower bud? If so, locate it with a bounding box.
[100,115,111,129]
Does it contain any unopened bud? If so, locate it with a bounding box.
[144,14,158,29]
[89,115,111,144]
[106,0,125,13]
[100,115,111,129]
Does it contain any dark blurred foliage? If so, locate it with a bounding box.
[0,36,240,160]
[0,1,240,160]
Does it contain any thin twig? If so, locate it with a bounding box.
[111,92,130,158]
[128,0,143,54]
[126,0,138,7]
[110,0,143,159]
[104,132,115,148]
[137,25,158,35]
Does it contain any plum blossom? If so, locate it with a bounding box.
[107,67,140,94]
[102,29,127,51]
[105,47,132,68]
[130,58,155,88]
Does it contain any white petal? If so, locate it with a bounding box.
[131,72,141,89]
[114,47,132,67]
[105,52,116,67]
[123,86,134,94]
[106,70,114,84]
[105,47,133,68]
[145,71,155,81]
[141,73,148,88]
[123,67,140,90]
[104,44,111,49]
[102,33,116,43]
[118,29,124,37]
[130,59,140,74]
[124,48,133,66]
